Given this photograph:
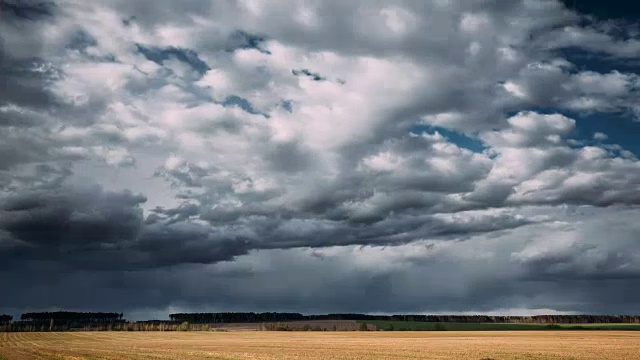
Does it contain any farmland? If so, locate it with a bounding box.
[1,331,640,360]
[358,320,640,331]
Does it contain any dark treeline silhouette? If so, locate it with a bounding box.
[5,321,185,332]
[0,314,12,325]
[169,312,306,323]
[7,312,126,331]
[169,312,640,324]
[3,312,640,332]
[20,312,124,323]
[136,320,181,324]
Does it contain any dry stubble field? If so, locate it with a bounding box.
[1,331,639,360]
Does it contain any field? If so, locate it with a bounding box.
[2,331,640,360]
[358,320,640,331]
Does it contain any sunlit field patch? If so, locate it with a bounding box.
[1,331,639,360]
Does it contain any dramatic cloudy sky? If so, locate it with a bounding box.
[2,0,640,319]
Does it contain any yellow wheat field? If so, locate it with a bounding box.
[1,331,639,360]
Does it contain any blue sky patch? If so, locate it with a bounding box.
[136,44,210,75]
[292,69,326,81]
[410,125,485,153]
[222,95,262,115]
[226,30,271,54]
[557,48,640,74]
[570,112,640,156]
[280,100,293,113]
[561,0,640,21]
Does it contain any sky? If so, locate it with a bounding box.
[1,0,640,320]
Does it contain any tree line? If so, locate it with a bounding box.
[3,312,640,332]
[169,313,640,324]
[20,312,124,323]
[169,312,306,323]
[0,315,12,325]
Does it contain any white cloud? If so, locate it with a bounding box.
[593,132,608,141]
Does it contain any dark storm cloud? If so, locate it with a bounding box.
[0,186,144,267]
[0,132,50,170]
[0,0,55,20]
[0,186,250,271]
[6,216,639,316]
[0,1,57,110]
[0,3,64,178]
[0,52,54,111]
[0,176,535,273]
[0,186,145,246]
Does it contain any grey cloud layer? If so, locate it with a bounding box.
[1,0,640,314]
[4,207,639,315]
